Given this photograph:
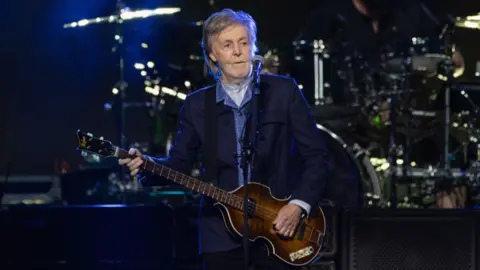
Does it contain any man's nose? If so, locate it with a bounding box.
[232,44,241,56]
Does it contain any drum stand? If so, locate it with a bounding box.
[313,40,329,105]
[386,61,413,209]
[387,79,399,208]
[442,24,455,171]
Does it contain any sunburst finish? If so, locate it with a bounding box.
[215,182,326,266]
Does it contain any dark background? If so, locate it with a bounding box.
[1,0,480,176]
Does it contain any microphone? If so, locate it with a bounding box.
[252,55,264,90]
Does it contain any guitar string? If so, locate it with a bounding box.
[151,164,319,240]
[152,165,281,219]
[124,151,306,229]
[115,149,320,239]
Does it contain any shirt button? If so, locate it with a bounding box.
[238,112,243,116]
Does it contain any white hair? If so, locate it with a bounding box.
[201,9,259,80]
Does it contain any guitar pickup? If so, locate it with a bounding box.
[296,220,306,240]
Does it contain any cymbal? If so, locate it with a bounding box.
[455,14,480,30]
[63,7,181,28]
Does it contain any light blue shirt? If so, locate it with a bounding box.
[216,77,312,215]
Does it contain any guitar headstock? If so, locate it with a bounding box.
[76,130,117,158]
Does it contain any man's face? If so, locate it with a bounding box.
[208,24,252,84]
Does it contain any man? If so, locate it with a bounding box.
[119,9,330,270]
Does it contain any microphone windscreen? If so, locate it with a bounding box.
[253,55,264,63]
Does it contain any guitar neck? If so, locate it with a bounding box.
[115,147,243,208]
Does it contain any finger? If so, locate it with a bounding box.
[131,168,139,176]
[118,158,131,165]
[279,226,289,236]
[129,148,143,157]
[132,157,143,166]
[288,229,295,238]
[274,220,284,231]
[127,157,143,169]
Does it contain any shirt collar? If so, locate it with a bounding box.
[216,66,253,103]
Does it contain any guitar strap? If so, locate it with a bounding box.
[204,86,218,187]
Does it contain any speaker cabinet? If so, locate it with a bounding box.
[319,206,339,257]
[0,206,175,269]
[344,210,476,270]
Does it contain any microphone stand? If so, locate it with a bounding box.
[239,71,262,270]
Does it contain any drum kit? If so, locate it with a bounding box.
[63,1,480,208]
[277,14,480,209]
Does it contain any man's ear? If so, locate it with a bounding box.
[209,52,217,63]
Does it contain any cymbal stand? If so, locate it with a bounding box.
[346,55,360,107]
[443,25,455,171]
[113,0,128,183]
[402,63,415,207]
[387,76,399,209]
[386,59,412,209]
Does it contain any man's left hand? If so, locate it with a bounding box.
[272,204,303,238]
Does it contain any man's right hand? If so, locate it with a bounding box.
[118,148,144,176]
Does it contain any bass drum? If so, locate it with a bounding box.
[317,124,385,209]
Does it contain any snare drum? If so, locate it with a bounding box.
[385,36,450,76]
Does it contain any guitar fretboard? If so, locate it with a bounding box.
[116,147,245,209]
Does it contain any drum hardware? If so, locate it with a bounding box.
[345,55,362,107]
[382,57,415,209]
[299,13,475,208]
[384,36,449,77]
[261,49,281,75]
[312,39,328,105]
[441,20,457,173]
[354,148,385,207]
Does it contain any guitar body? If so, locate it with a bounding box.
[214,182,326,266]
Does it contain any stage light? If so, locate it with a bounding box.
[145,86,159,96]
[63,8,181,28]
[134,63,145,70]
[161,86,177,96]
[177,92,187,100]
